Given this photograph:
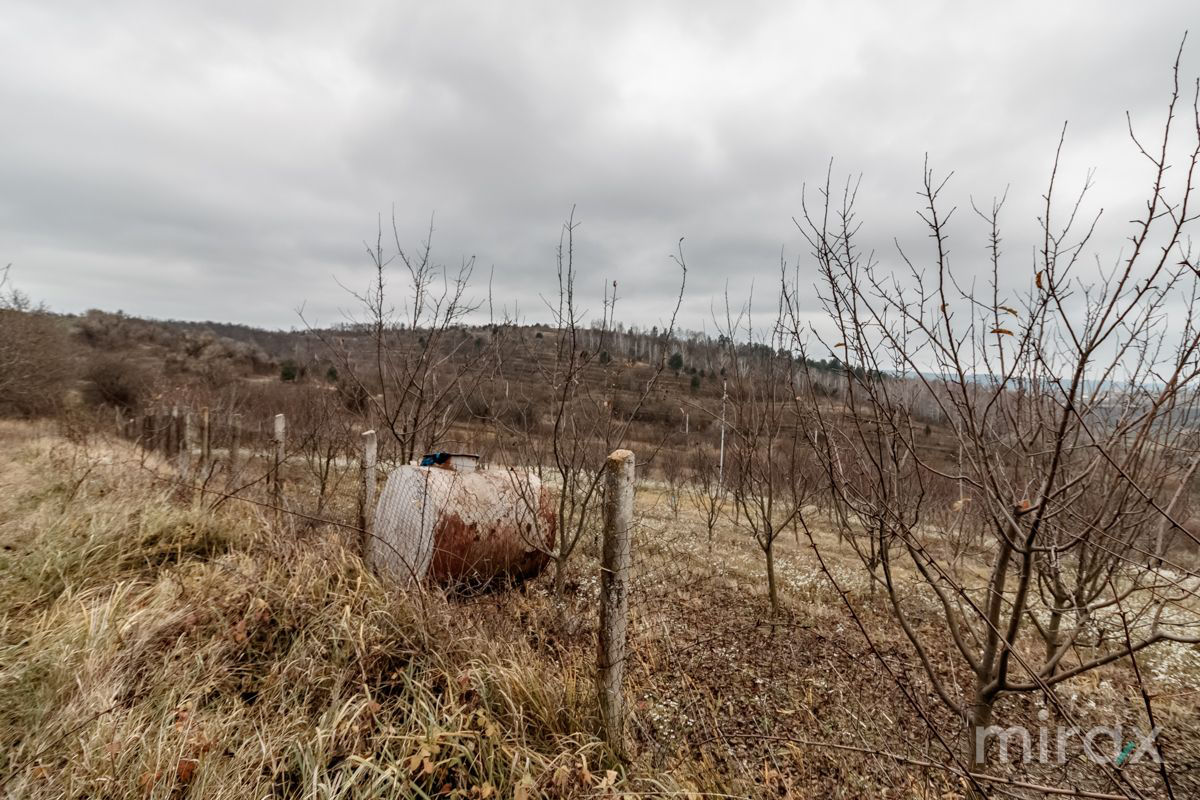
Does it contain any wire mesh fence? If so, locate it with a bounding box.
[112,404,1193,794]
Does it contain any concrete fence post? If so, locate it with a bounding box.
[598,448,634,757]
[359,430,377,556]
[272,413,286,529]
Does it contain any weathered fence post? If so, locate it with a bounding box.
[272,413,286,529]
[167,406,179,457]
[359,430,377,555]
[153,408,166,453]
[598,448,634,757]
[180,409,193,479]
[200,407,211,469]
[228,413,242,481]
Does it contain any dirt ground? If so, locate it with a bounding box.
[466,481,1200,798]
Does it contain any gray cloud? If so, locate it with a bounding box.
[1,1,1195,332]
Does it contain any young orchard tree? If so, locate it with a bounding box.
[284,384,359,518]
[495,210,685,596]
[304,213,491,465]
[659,445,685,519]
[686,444,727,551]
[719,287,815,614]
[789,54,1200,782]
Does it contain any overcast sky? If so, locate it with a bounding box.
[2,2,1196,335]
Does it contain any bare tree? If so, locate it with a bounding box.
[495,210,686,595]
[788,52,1200,784]
[659,445,685,519]
[686,443,727,551]
[285,384,358,518]
[304,213,489,465]
[719,285,815,614]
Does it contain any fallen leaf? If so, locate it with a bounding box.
[176,758,198,784]
[190,731,215,754]
[407,746,435,776]
[138,770,162,794]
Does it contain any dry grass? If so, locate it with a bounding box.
[0,423,679,798]
[3,421,1198,798]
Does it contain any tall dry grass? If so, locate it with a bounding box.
[0,423,686,798]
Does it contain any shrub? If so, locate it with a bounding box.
[0,270,75,418]
[337,380,371,415]
[82,356,150,410]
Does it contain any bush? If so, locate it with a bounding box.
[0,301,75,418]
[337,380,371,415]
[82,356,150,410]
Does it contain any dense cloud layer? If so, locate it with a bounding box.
[2,1,1195,336]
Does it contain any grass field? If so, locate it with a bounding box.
[2,420,1198,798]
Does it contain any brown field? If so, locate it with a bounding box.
[3,417,1197,799]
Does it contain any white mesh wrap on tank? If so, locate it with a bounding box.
[370,467,455,585]
[368,465,552,586]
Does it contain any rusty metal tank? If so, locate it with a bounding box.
[368,453,556,587]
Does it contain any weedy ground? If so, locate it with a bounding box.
[0,422,649,799]
[1,420,1197,798]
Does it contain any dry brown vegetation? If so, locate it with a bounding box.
[4,47,1200,800]
[1,416,1196,799]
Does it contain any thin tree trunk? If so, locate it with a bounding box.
[555,550,569,596]
[967,678,996,775]
[765,534,778,613]
[1044,606,1063,665]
